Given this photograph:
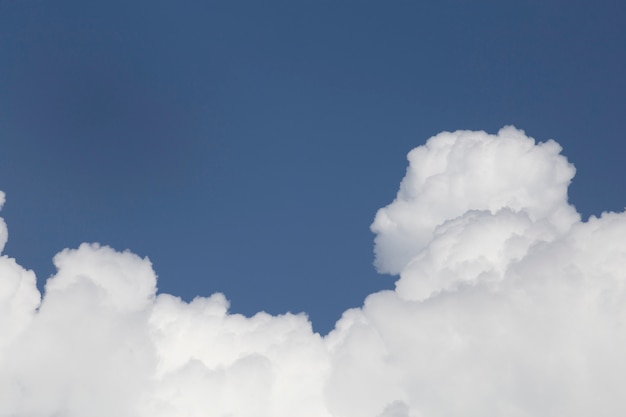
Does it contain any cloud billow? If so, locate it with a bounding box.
[1,127,624,416]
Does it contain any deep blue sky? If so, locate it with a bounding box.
[1,1,625,334]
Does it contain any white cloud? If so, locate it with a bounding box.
[371,126,579,276]
[1,127,625,416]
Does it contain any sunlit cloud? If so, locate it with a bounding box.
[1,127,624,416]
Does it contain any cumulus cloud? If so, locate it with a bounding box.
[370,126,579,277]
[1,126,625,417]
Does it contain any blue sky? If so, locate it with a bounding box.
[1,1,625,334]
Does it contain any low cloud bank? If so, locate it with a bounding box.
[1,127,624,416]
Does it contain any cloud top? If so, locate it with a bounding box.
[371,126,579,276]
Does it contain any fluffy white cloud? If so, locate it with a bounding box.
[371,126,579,276]
[1,127,625,417]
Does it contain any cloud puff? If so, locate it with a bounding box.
[371,126,579,276]
[1,127,625,417]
